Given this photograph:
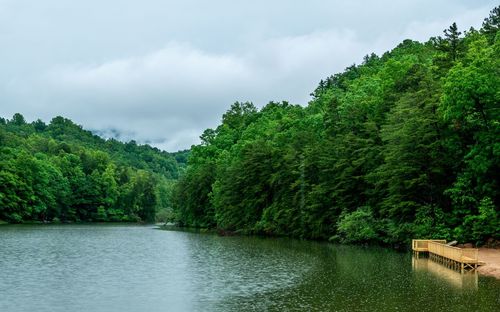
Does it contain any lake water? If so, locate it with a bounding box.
[0,225,499,311]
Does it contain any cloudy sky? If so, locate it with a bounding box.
[0,0,496,151]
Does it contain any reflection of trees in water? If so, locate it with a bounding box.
[216,245,414,311]
[214,243,498,311]
[208,240,336,311]
[181,234,322,311]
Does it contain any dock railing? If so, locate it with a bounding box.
[461,248,479,262]
[428,241,478,264]
[412,239,447,252]
[412,239,479,271]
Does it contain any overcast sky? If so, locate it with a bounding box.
[0,0,496,151]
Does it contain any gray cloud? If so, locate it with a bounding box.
[0,0,496,151]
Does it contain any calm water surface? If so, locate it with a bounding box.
[0,225,499,311]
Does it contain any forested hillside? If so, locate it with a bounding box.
[0,114,182,223]
[172,8,500,245]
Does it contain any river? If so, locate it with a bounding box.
[0,224,498,311]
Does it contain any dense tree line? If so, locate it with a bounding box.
[172,8,499,245]
[0,115,182,223]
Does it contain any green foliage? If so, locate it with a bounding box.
[155,208,176,223]
[457,197,500,244]
[0,114,182,223]
[171,9,500,246]
[412,205,451,241]
[335,207,379,244]
[482,6,500,43]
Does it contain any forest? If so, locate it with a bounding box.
[0,114,186,223]
[171,8,499,246]
[1,8,498,246]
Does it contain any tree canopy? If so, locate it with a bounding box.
[171,7,500,246]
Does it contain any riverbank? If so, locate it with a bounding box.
[478,248,500,279]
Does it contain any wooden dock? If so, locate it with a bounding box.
[412,239,480,272]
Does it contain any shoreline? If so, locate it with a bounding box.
[478,248,500,279]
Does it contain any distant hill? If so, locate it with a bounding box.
[0,114,184,223]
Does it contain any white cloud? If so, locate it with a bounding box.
[16,30,377,150]
[400,6,492,41]
[49,43,249,90]
[0,1,496,151]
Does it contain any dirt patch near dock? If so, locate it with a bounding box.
[478,248,500,279]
